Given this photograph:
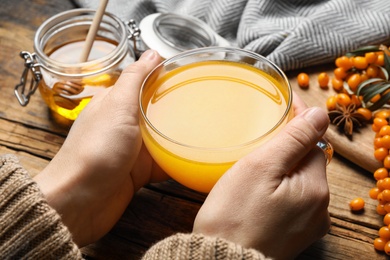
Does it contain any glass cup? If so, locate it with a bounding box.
[139,46,332,193]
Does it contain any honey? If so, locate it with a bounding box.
[39,39,120,120]
[15,9,136,122]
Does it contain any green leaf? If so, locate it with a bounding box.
[367,90,390,111]
[382,49,390,76]
[343,81,354,95]
[378,66,389,81]
[361,82,390,103]
[346,45,380,57]
[356,78,385,96]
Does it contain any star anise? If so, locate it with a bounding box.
[328,103,367,137]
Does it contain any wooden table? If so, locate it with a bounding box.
[0,0,387,259]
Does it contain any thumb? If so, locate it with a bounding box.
[111,49,161,107]
[244,106,330,179]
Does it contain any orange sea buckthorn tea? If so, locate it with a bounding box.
[140,47,293,193]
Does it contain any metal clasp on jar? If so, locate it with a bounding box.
[126,19,144,59]
[130,13,230,60]
[14,51,42,106]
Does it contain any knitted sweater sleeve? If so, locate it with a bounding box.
[0,154,82,259]
[142,233,271,260]
[0,154,271,260]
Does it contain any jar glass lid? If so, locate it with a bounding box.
[139,13,230,59]
[153,13,216,52]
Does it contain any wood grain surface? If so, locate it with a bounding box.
[0,0,388,259]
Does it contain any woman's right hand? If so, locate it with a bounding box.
[193,94,331,260]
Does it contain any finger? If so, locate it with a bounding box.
[111,49,162,107]
[292,91,308,116]
[288,147,329,187]
[245,106,330,179]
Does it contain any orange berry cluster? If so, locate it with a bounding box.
[373,111,390,163]
[325,47,388,118]
[325,46,389,254]
[370,109,390,254]
[326,92,372,120]
[333,51,386,94]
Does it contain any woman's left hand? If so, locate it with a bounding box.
[34,50,167,246]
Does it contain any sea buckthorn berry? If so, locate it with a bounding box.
[347,73,361,91]
[375,147,389,161]
[384,156,390,169]
[351,95,362,107]
[326,95,337,111]
[365,52,378,64]
[374,117,389,129]
[331,77,344,92]
[335,56,353,70]
[353,56,368,70]
[336,93,351,106]
[356,107,371,121]
[360,72,369,83]
[383,190,390,202]
[380,125,390,137]
[374,237,387,251]
[385,203,390,213]
[376,53,385,66]
[384,178,390,190]
[371,93,381,103]
[297,72,310,88]
[349,197,365,211]
[379,193,386,204]
[384,213,390,225]
[382,135,390,149]
[366,64,379,78]
[373,124,381,133]
[376,110,390,120]
[375,137,383,149]
[374,168,389,180]
[379,226,390,240]
[378,204,387,215]
[378,179,386,191]
[385,241,390,255]
[333,67,348,80]
[318,72,329,88]
[370,187,381,199]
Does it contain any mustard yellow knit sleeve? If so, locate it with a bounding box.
[0,154,82,259]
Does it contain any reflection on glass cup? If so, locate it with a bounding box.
[140,47,331,193]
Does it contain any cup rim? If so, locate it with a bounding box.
[139,46,293,151]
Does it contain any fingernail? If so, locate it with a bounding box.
[141,49,157,60]
[303,107,329,132]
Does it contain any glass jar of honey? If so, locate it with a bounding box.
[14,9,137,121]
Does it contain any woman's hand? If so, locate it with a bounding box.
[34,50,168,246]
[193,93,331,260]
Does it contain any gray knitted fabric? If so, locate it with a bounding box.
[73,0,390,71]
